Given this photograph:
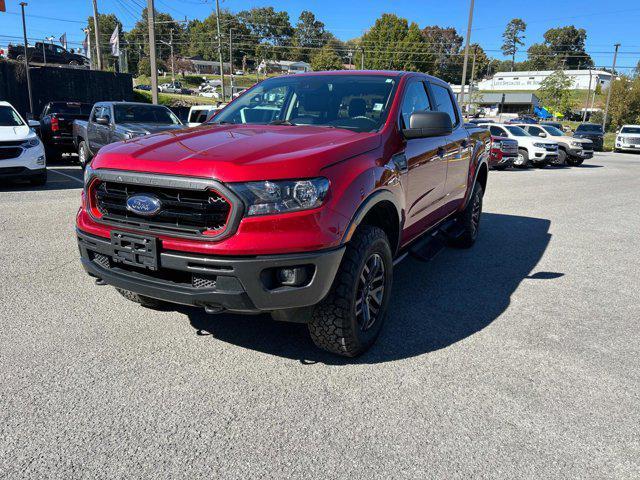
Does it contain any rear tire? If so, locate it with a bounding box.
[78,140,91,169]
[308,225,393,357]
[517,148,529,167]
[116,288,168,309]
[558,148,567,165]
[451,182,483,249]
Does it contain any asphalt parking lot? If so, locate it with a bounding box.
[1,153,639,479]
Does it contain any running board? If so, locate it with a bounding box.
[409,218,464,262]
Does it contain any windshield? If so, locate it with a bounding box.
[0,106,25,127]
[576,124,603,133]
[48,102,92,115]
[114,104,181,125]
[505,126,530,137]
[542,125,564,136]
[620,126,640,134]
[212,74,397,133]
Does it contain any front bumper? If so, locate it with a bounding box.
[568,147,593,159]
[0,144,46,180]
[77,229,345,313]
[0,166,46,180]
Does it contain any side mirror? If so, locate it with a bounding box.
[538,132,547,137]
[403,111,453,139]
[28,119,41,128]
[96,116,110,125]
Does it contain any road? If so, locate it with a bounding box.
[1,154,639,479]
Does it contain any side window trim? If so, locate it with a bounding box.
[426,81,460,129]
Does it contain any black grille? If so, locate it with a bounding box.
[92,252,111,269]
[93,181,232,236]
[0,148,22,160]
[192,274,217,289]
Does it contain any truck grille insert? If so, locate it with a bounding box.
[93,181,232,237]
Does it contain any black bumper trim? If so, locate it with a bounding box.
[77,229,345,313]
[0,167,46,180]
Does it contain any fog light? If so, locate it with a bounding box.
[37,155,45,165]
[277,266,308,287]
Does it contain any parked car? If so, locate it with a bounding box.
[35,101,92,161]
[0,101,47,185]
[487,135,518,170]
[134,84,152,91]
[480,123,558,168]
[73,102,184,168]
[76,71,491,357]
[614,125,640,153]
[540,121,563,131]
[159,82,183,94]
[468,118,492,125]
[516,123,593,166]
[186,105,224,127]
[573,123,604,151]
[7,42,89,66]
[506,116,538,125]
[234,70,245,75]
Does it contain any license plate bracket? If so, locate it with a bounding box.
[110,231,158,270]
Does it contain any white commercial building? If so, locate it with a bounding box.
[477,70,612,91]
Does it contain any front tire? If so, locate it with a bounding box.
[517,148,530,168]
[308,225,393,357]
[78,140,92,169]
[451,182,483,249]
[558,149,567,165]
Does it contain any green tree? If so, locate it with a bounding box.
[525,43,552,70]
[310,43,344,71]
[359,14,412,70]
[86,13,123,71]
[606,75,640,130]
[527,26,593,70]
[421,25,463,83]
[238,7,294,61]
[537,70,574,116]
[501,18,526,71]
[292,11,328,62]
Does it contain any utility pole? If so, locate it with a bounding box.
[91,0,102,70]
[360,47,364,70]
[602,43,620,131]
[19,2,34,114]
[458,0,475,111]
[160,31,175,83]
[583,69,592,122]
[214,0,225,101]
[147,0,158,104]
[229,28,234,95]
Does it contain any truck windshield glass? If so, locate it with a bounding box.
[0,106,24,127]
[505,126,529,137]
[620,126,640,134]
[212,74,397,133]
[542,125,564,136]
[576,124,603,133]
[114,105,181,125]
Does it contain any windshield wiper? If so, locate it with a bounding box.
[268,119,296,126]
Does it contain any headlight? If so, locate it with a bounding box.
[22,137,40,148]
[618,136,626,144]
[570,141,583,147]
[231,178,329,216]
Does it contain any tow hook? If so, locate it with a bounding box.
[95,278,107,286]
[204,304,225,314]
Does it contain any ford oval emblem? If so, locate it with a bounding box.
[126,194,162,217]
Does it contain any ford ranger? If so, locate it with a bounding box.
[76,71,490,356]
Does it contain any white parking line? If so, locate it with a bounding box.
[49,169,84,185]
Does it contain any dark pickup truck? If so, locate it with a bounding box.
[76,71,490,357]
[73,102,184,168]
[34,101,92,161]
[8,42,89,66]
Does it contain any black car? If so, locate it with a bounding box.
[36,101,92,161]
[573,123,604,151]
[134,84,152,91]
[7,42,89,66]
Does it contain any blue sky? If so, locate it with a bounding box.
[1,0,639,71]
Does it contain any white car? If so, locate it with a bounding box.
[614,125,640,153]
[159,82,183,94]
[480,123,559,168]
[0,101,47,185]
[516,124,593,166]
[187,105,225,127]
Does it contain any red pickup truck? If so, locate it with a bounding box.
[77,71,490,356]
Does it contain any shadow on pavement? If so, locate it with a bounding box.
[184,212,554,365]
[0,166,83,192]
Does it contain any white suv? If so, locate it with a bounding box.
[0,101,47,185]
[480,123,559,168]
[614,125,640,153]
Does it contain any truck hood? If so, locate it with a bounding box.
[92,124,381,182]
[0,125,31,141]
[117,123,185,135]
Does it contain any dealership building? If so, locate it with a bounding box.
[477,69,613,91]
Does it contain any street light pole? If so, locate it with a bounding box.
[91,0,102,70]
[146,0,158,104]
[583,69,592,122]
[19,2,34,114]
[458,0,475,111]
[169,29,174,84]
[602,43,620,131]
[214,0,225,101]
[229,28,234,95]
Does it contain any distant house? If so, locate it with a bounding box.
[257,60,311,74]
[183,55,231,75]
